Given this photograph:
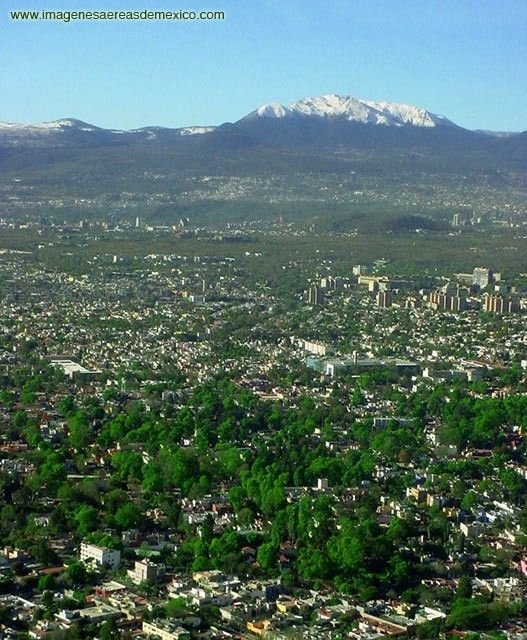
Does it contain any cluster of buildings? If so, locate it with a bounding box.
[2,232,527,637]
[309,265,526,316]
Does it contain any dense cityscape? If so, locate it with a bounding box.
[0,214,526,640]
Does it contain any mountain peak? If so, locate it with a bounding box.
[243,94,456,128]
[255,103,289,118]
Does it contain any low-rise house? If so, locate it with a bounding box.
[79,603,121,623]
[142,619,191,640]
[247,619,272,637]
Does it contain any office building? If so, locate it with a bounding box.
[473,267,493,289]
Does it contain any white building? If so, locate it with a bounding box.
[80,542,121,569]
[127,559,159,585]
[142,620,190,640]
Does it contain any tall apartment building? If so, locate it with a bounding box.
[428,291,467,312]
[482,294,518,314]
[376,291,393,308]
[320,276,341,290]
[301,340,327,356]
[307,285,324,305]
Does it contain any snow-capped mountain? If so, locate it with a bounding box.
[0,118,104,147]
[0,118,99,132]
[0,94,521,154]
[0,119,216,135]
[243,94,456,128]
[0,118,218,147]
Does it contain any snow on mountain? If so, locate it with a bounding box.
[0,120,217,136]
[474,129,518,138]
[129,126,216,139]
[256,103,290,118]
[0,118,221,149]
[178,126,216,135]
[363,100,450,127]
[246,94,456,128]
[0,95,457,138]
[0,118,98,132]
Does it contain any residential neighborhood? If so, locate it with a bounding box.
[0,219,527,639]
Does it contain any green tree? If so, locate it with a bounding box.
[166,597,188,618]
[99,620,120,640]
[454,576,473,601]
[256,541,278,573]
[65,562,86,586]
[68,410,92,451]
[38,574,56,592]
[74,505,99,536]
[58,396,76,417]
[114,502,142,530]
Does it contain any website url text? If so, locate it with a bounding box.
[10,9,225,23]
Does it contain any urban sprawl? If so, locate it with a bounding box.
[1,216,527,640]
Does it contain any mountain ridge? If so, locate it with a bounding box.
[0,92,525,229]
[0,93,523,139]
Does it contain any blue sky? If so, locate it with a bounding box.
[1,0,526,131]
